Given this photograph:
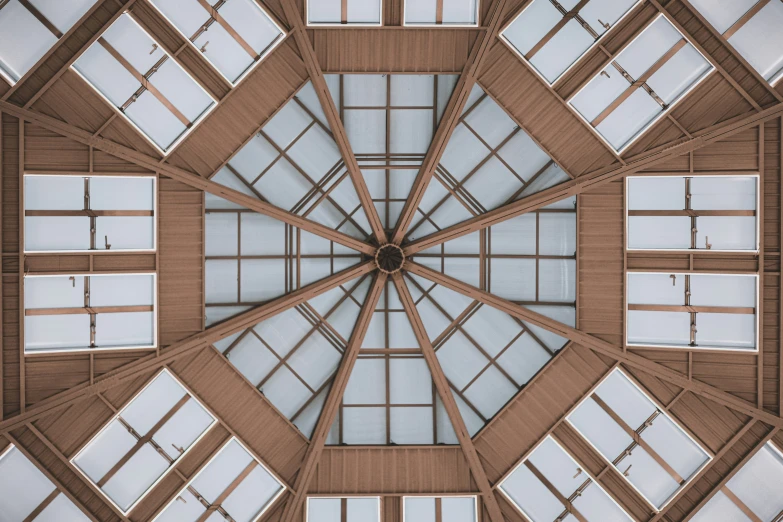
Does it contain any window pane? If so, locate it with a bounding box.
[0,1,59,82]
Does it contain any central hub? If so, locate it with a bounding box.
[375,244,405,274]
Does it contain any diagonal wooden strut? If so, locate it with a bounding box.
[279,272,386,522]
[404,261,783,428]
[0,100,375,255]
[391,272,505,522]
[391,0,509,245]
[0,261,375,434]
[403,101,783,255]
[280,0,387,244]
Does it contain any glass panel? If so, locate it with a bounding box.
[729,1,783,83]
[596,88,662,151]
[627,310,691,346]
[530,19,595,83]
[727,442,783,520]
[0,0,58,83]
[687,0,757,34]
[0,446,57,521]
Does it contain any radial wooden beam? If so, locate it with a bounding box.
[279,0,387,244]
[391,272,505,522]
[0,100,375,255]
[280,272,386,522]
[391,0,508,244]
[0,261,375,434]
[403,101,783,255]
[405,261,783,428]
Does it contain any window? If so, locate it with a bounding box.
[0,444,91,521]
[501,0,643,84]
[0,0,98,84]
[569,15,713,152]
[691,441,783,522]
[307,497,381,522]
[24,175,156,253]
[567,369,711,510]
[402,496,478,522]
[306,0,382,26]
[72,369,216,514]
[154,437,284,522]
[627,272,758,351]
[405,276,568,436]
[404,0,479,26]
[24,273,157,354]
[73,13,216,154]
[499,436,633,522]
[148,0,284,85]
[209,81,372,242]
[689,0,783,85]
[626,175,758,251]
[408,84,569,241]
[213,274,372,438]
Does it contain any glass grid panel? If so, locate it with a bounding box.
[0,445,91,521]
[626,272,758,351]
[73,13,216,153]
[566,368,711,511]
[24,175,156,253]
[402,496,478,522]
[0,0,97,84]
[72,369,217,514]
[407,84,569,241]
[307,497,381,522]
[307,0,382,25]
[568,14,713,152]
[213,275,371,439]
[148,0,284,85]
[209,81,373,241]
[501,0,643,84]
[24,273,157,354]
[153,437,284,522]
[627,175,758,251]
[499,436,633,522]
[404,0,479,26]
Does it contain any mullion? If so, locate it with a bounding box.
[722,0,769,40]
[525,0,591,61]
[188,460,258,522]
[23,489,61,522]
[720,486,764,522]
[18,0,62,37]
[194,0,257,59]
[523,460,589,522]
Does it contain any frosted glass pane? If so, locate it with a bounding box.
[690,177,756,210]
[344,359,386,404]
[25,315,90,351]
[729,1,783,82]
[91,177,154,210]
[31,0,97,33]
[405,0,437,23]
[96,216,155,250]
[688,0,756,33]
[441,497,477,522]
[308,498,341,522]
[25,176,84,210]
[25,216,90,251]
[571,65,630,122]
[0,1,57,82]
[569,397,633,458]
[90,274,154,306]
[690,490,753,522]
[347,498,381,522]
[0,446,56,521]
[390,358,432,404]
[627,177,686,210]
[342,407,386,444]
[595,370,656,429]
[122,371,187,434]
[390,407,434,444]
[151,0,208,37]
[75,43,139,106]
[698,215,757,250]
[153,398,214,460]
[627,216,691,249]
[347,0,380,23]
[102,443,168,511]
[530,20,594,83]
[627,272,685,305]
[727,443,783,520]
[308,0,340,23]
[627,310,690,346]
[94,312,155,347]
[500,463,564,522]
[539,213,576,255]
[391,109,433,154]
[502,0,562,57]
[34,492,92,522]
[153,59,213,121]
[443,0,478,24]
[529,438,585,496]
[579,0,639,36]
[619,445,679,508]
[697,313,756,349]
[539,259,576,301]
[193,20,252,83]
[646,44,710,104]
[220,0,282,55]
[125,89,188,150]
[74,420,135,482]
[596,88,661,150]
[103,15,162,73]
[690,274,756,307]
[643,414,707,480]
[464,98,517,148]
[616,16,682,79]
[573,481,632,522]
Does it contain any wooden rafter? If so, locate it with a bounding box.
[403,100,783,255]
[405,261,783,428]
[391,272,505,522]
[0,100,375,255]
[279,0,387,244]
[0,261,374,434]
[279,272,387,522]
[391,0,509,244]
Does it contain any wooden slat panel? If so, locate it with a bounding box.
[309,446,476,494]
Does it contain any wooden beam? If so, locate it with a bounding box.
[0,100,375,255]
[279,272,386,522]
[391,272,505,522]
[279,0,387,244]
[391,0,509,244]
[403,101,783,255]
[404,261,783,428]
[0,261,375,434]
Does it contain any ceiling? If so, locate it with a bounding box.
[0,0,782,521]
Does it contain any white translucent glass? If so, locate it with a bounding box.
[627,177,686,210]
[31,0,97,33]
[343,358,386,404]
[616,16,682,79]
[25,216,91,251]
[697,313,756,349]
[341,407,386,444]
[404,0,437,24]
[530,19,594,83]
[0,0,58,82]
[502,0,562,57]
[443,0,478,24]
[729,1,783,83]
[579,0,639,36]
[627,310,690,346]
[497,333,551,386]
[697,216,757,250]
[94,312,154,347]
[308,0,340,23]
[687,0,757,34]
[647,45,710,104]
[571,66,633,122]
[726,443,783,521]
[0,446,57,521]
[347,0,381,23]
[34,492,91,521]
[627,272,685,305]
[690,490,753,522]
[596,88,662,150]
[690,177,756,210]
[464,365,518,418]
[689,274,756,307]
[627,216,691,249]
[124,89,188,150]
[390,407,434,444]
[25,175,84,209]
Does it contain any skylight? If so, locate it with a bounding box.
[689,0,783,85]
[153,437,285,522]
[691,441,783,522]
[567,368,711,511]
[213,275,371,438]
[627,175,759,251]
[407,84,569,240]
[402,496,478,522]
[0,0,98,84]
[24,273,157,354]
[499,435,633,522]
[24,175,156,253]
[148,0,285,85]
[569,14,713,152]
[627,272,758,351]
[307,0,382,25]
[72,369,216,514]
[307,497,381,522]
[404,0,479,26]
[209,81,372,241]
[0,444,91,521]
[501,0,643,84]
[73,13,217,154]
